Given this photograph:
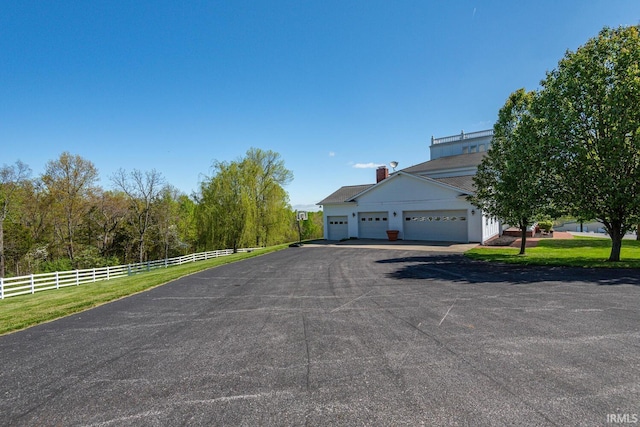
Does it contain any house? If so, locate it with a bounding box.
[318,129,500,243]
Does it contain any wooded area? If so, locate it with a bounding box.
[0,148,323,277]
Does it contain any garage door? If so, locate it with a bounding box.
[358,212,388,239]
[327,216,349,240]
[403,210,468,242]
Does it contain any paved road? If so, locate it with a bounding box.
[1,247,639,426]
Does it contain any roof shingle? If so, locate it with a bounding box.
[401,151,486,174]
[317,184,374,205]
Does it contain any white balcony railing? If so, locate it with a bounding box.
[432,129,494,145]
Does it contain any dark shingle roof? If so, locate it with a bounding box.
[432,175,476,193]
[317,184,374,205]
[401,152,486,174]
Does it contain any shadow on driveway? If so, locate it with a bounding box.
[377,254,640,286]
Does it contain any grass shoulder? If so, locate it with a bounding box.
[0,244,290,336]
[465,236,640,268]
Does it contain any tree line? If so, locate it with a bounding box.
[471,26,640,261]
[0,148,323,277]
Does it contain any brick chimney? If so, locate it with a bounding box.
[376,166,389,183]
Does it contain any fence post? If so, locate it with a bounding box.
[1,277,4,299]
[56,272,59,290]
[31,274,35,294]
[76,270,79,285]
[93,268,96,282]
[128,265,132,276]
[106,266,110,281]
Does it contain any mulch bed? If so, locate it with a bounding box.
[483,231,573,248]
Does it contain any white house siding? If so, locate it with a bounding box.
[430,131,493,159]
[356,174,455,204]
[321,174,483,242]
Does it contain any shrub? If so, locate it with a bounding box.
[538,220,553,232]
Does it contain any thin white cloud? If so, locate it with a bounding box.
[353,162,384,169]
[329,151,335,157]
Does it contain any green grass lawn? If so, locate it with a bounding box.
[466,236,640,268]
[0,244,289,336]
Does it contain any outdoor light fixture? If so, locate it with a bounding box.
[393,211,397,217]
[352,212,356,217]
[471,209,476,216]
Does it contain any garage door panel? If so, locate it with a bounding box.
[404,210,467,242]
[327,216,349,240]
[358,212,388,239]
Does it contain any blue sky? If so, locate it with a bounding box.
[2,1,639,211]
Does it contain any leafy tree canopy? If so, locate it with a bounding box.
[537,25,640,261]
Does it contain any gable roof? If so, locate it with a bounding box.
[432,175,476,193]
[318,152,485,205]
[401,151,486,174]
[317,184,374,205]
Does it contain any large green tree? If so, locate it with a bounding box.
[537,26,640,261]
[42,153,98,265]
[0,161,31,277]
[470,89,554,255]
[197,160,250,251]
[243,148,293,246]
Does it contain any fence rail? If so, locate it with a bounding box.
[0,248,256,300]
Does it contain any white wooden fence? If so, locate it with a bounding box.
[0,248,257,299]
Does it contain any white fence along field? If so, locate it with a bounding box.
[0,248,256,299]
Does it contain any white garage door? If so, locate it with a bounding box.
[327,216,349,240]
[403,210,468,242]
[358,212,389,239]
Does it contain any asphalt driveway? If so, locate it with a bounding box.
[1,246,639,426]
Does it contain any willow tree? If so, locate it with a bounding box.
[243,148,293,246]
[197,160,250,251]
[537,26,640,262]
[470,89,554,255]
[196,148,293,251]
